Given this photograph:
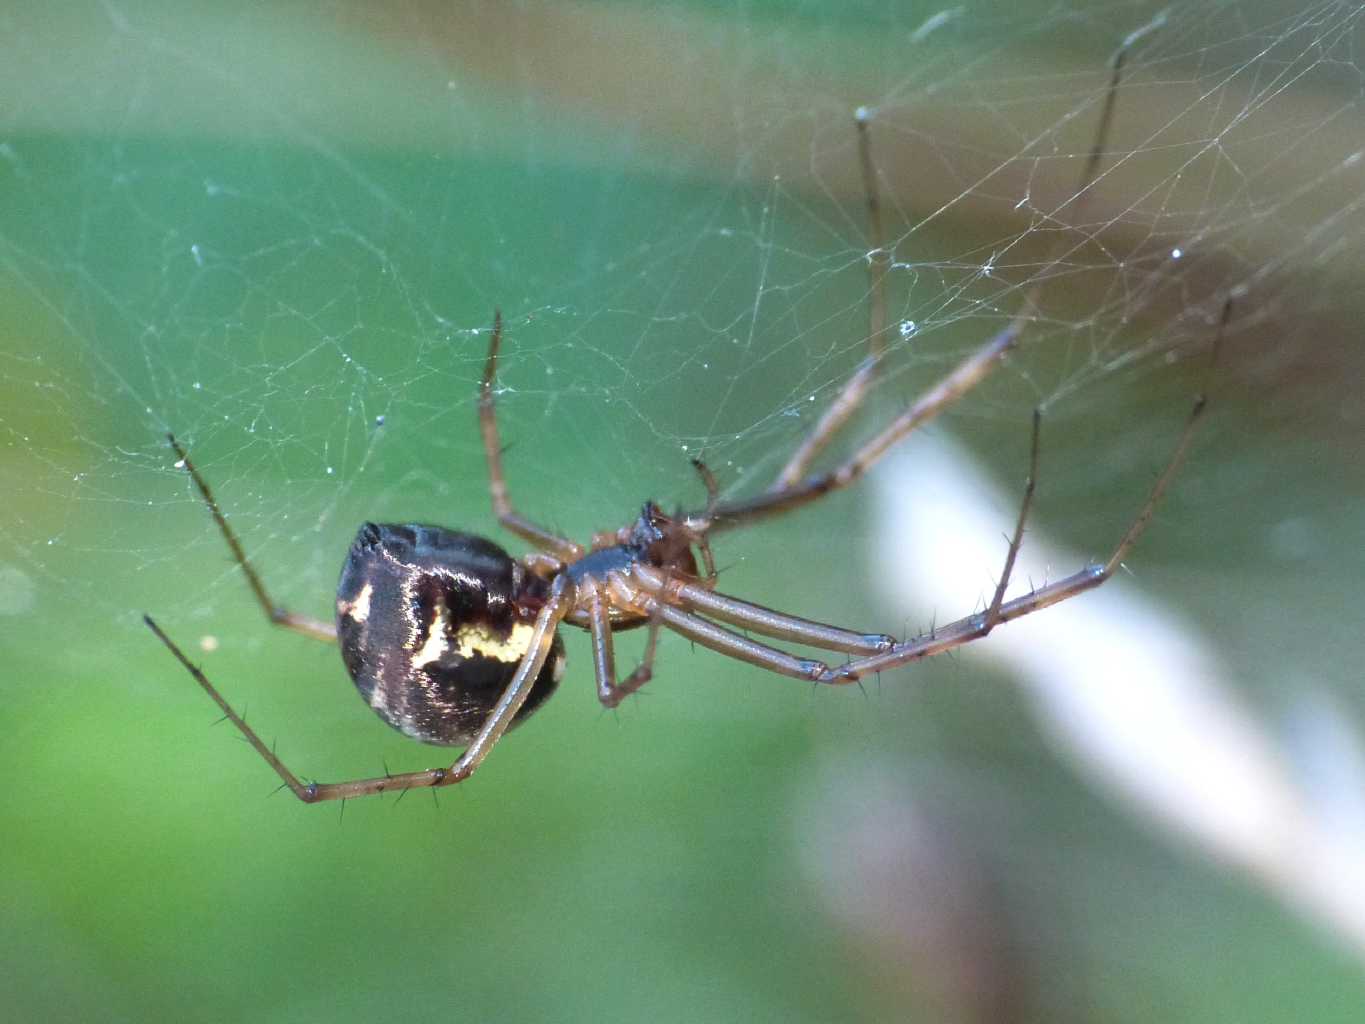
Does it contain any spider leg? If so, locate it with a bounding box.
[714,50,1131,534]
[144,577,572,802]
[770,105,890,490]
[688,458,720,583]
[630,563,894,655]
[983,408,1041,629]
[586,580,660,708]
[631,280,1213,687]
[606,575,840,682]
[165,434,336,643]
[480,310,585,560]
[689,326,1018,533]
[828,376,1209,682]
[522,550,567,580]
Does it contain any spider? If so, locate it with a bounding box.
[145,51,1217,804]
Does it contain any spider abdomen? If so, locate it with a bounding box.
[335,522,565,745]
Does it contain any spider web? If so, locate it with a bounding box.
[4,3,1365,1021]
[1,1,1362,676]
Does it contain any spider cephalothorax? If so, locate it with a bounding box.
[145,53,1218,804]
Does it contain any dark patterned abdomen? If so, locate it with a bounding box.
[334,523,564,745]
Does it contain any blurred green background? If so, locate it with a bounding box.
[3,2,1365,1022]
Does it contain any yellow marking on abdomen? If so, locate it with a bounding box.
[412,606,536,668]
[337,582,374,623]
[452,621,535,664]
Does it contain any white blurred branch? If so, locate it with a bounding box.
[872,429,1365,958]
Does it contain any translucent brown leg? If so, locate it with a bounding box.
[605,575,838,682]
[701,48,1130,536]
[479,311,585,560]
[617,415,1034,679]
[688,458,720,583]
[143,577,572,802]
[644,289,1211,685]
[585,582,660,708]
[688,328,1019,533]
[770,107,890,490]
[522,550,567,580]
[629,563,894,655]
[166,434,336,643]
[823,362,1211,682]
[982,409,1040,629]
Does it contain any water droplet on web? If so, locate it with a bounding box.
[899,320,917,340]
[1171,247,1183,260]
